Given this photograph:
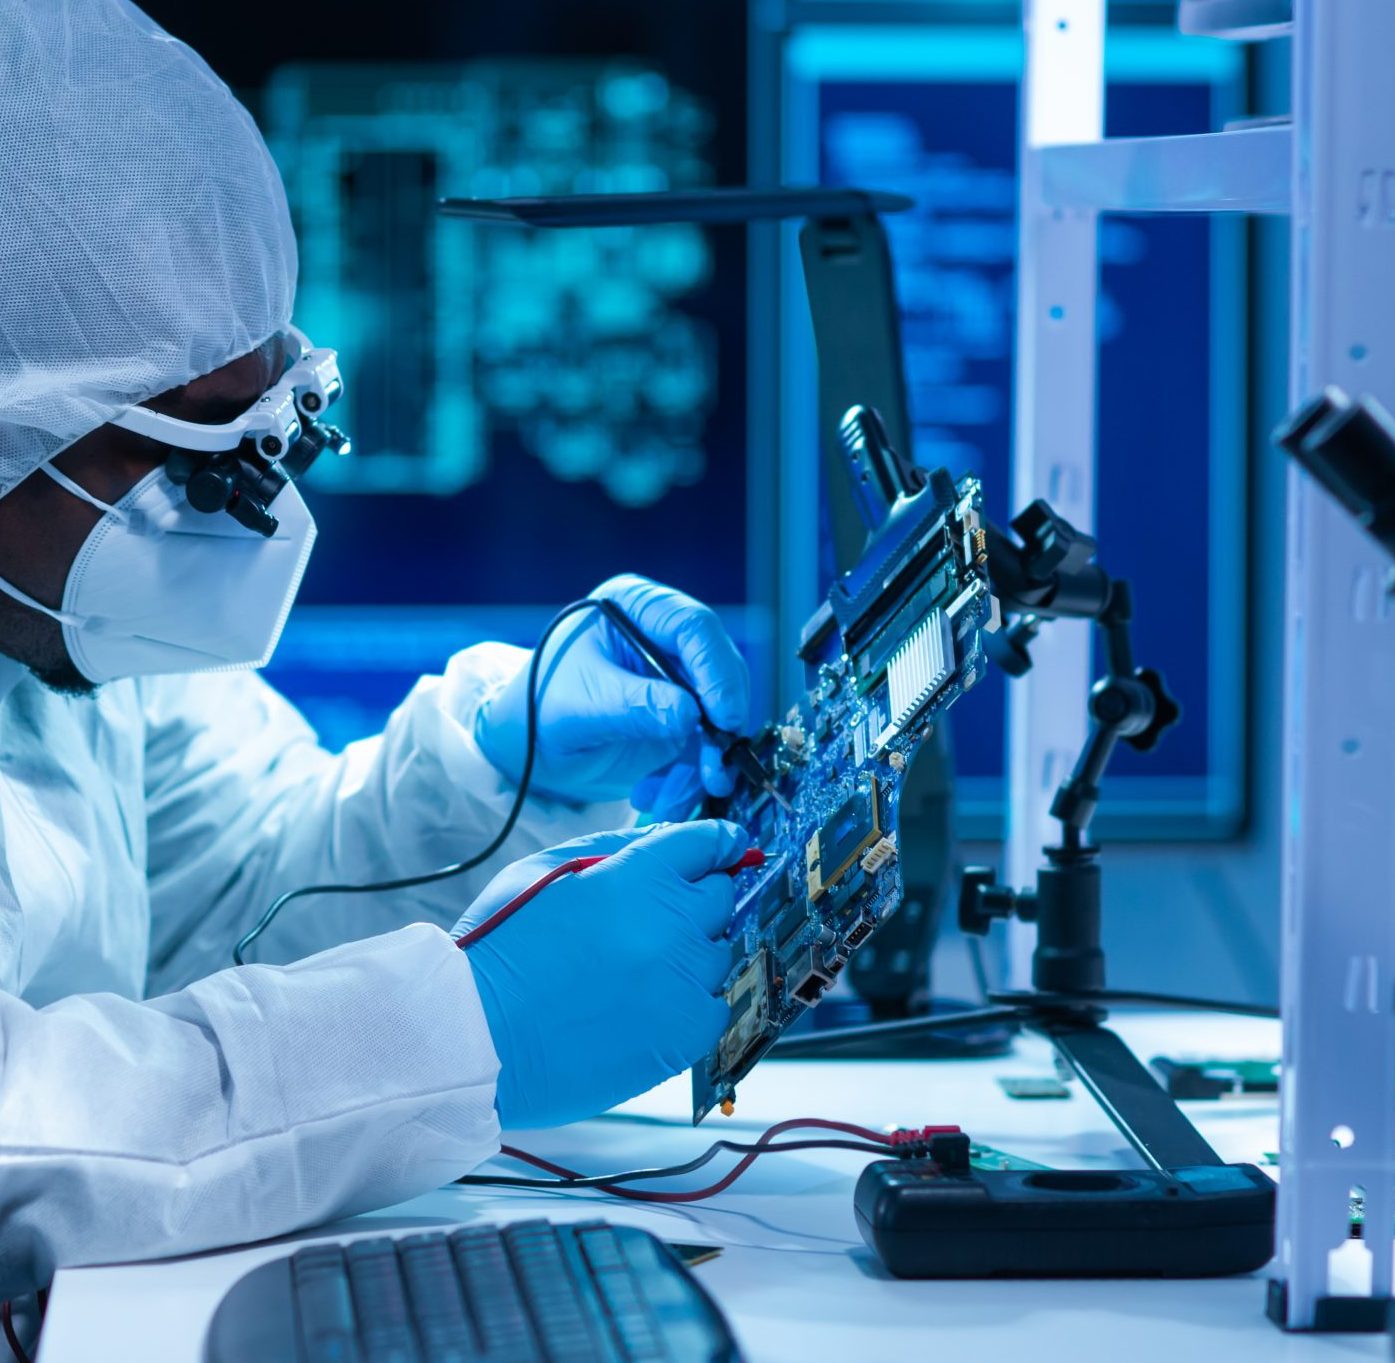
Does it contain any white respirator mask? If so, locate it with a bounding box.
[0,327,349,685]
[0,464,317,684]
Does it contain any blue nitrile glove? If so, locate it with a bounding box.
[474,574,750,819]
[454,820,749,1129]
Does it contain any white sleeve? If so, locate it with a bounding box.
[0,923,499,1297]
[143,643,633,991]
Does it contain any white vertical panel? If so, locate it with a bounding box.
[1276,0,1395,1329]
[1007,0,1105,982]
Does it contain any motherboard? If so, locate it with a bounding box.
[694,467,998,1123]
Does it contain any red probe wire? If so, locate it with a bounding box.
[454,847,766,949]
[452,854,962,1206]
[455,852,966,1206]
[494,1118,961,1204]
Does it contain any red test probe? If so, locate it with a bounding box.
[454,847,766,949]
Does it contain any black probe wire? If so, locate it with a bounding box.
[456,1137,891,1193]
[233,598,720,966]
[1,1300,31,1363]
[235,598,588,965]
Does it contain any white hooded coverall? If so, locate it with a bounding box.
[0,644,617,1297]
[0,0,624,1307]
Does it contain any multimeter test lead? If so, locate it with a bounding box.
[454,847,767,949]
[591,599,794,813]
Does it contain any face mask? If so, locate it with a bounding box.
[0,464,316,684]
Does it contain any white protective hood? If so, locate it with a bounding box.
[0,0,297,491]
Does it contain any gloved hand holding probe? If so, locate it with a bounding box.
[474,574,750,819]
[453,820,750,1129]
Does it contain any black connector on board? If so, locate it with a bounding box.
[1151,1057,1280,1101]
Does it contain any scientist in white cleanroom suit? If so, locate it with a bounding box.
[0,0,757,1304]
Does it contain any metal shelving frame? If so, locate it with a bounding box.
[1011,0,1395,1329]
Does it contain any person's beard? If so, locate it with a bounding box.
[31,657,97,697]
[0,604,97,697]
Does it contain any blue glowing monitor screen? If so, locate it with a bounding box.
[258,61,762,751]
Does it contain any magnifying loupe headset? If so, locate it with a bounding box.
[109,326,351,537]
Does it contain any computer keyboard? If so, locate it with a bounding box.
[203,1218,743,1363]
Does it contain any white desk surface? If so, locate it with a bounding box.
[39,1012,1387,1363]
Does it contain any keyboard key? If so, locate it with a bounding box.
[504,1223,607,1362]
[398,1233,482,1363]
[346,1238,421,1363]
[451,1227,544,1363]
[292,1245,362,1363]
[579,1228,667,1361]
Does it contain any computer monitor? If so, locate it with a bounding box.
[765,17,1247,840]
[256,60,767,751]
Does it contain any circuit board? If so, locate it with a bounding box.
[693,471,998,1123]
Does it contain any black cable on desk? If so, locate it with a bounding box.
[457,1137,890,1193]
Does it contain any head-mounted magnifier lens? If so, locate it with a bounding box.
[109,326,351,536]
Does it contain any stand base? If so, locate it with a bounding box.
[784,996,1016,1061]
[1265,1280,1395,1333]
[1040,1017,1223,1171]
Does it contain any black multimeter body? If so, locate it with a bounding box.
[855,1156,1276,1278]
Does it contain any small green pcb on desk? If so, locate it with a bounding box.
[968,1142,1050,1173]
[998,1076,1073,1101]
